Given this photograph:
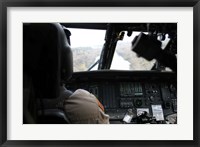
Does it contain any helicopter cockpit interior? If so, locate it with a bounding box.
[23,23,177,124]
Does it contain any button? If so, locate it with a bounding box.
[149,96,154,102]
[135,99,142,107]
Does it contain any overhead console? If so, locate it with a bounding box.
[66,70,177,124]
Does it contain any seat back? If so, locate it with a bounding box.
[23,23,73,123]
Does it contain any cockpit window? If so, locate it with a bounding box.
[68,28,105,72]
[69,28,173,72]
[110,32,172,71]
[111,32,156,70]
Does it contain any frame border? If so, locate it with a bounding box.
[0,0,199,147]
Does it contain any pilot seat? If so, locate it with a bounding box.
[23,23,73,124]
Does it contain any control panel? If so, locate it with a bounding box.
[86,82,177,123]
[66,71,177,124]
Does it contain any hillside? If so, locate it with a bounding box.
[72,42,155,72]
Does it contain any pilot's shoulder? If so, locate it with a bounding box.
[73,89,90,95]
[70,89,96,100]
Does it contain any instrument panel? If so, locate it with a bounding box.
[66,71,177,124]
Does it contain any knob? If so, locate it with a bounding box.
[135,99,142,107]
[149,96,154,102]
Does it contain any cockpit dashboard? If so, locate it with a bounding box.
[66,70,177,124]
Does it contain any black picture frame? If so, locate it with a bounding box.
[0,0,199,147]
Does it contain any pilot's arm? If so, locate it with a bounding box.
[63,89,110,124]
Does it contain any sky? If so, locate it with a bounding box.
[68,28,136,48]
[68,28,106,48]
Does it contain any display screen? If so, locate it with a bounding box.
[120,82,143,97]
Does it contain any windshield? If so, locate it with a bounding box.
[68,28,105,72]
[69,28,172,72]
[111,32,156,70]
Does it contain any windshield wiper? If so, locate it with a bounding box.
[88,59,100,71]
